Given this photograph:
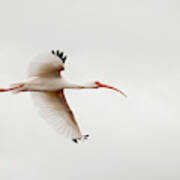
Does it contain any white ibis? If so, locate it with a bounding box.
[0,50,127,143]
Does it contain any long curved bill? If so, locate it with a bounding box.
[95,81,127,97]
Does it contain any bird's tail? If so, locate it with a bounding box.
[72,134,90,144]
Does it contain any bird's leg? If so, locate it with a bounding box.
[0,84,25,93]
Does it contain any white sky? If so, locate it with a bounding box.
[0,0,180,179]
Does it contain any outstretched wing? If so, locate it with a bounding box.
[28,50,66,78]
[32,90,82,139]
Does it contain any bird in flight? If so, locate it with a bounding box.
[0,50,127,143]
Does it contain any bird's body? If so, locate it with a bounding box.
[0,50,127,143]
[15,77,72,92]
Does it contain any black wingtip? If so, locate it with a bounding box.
[84,134,89,140]
[72,134,90,144]
[51,49,67,64]
[72,139,78,144]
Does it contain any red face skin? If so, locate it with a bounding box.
[95,81,127,97]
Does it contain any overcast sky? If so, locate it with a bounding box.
[0,0,180,179]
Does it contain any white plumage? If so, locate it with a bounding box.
[32,91,82,140]
[28,52,64,78]
[0,50,127,143]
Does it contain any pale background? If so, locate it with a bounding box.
[0,0,180,179]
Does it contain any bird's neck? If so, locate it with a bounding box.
[64,82,97,89]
